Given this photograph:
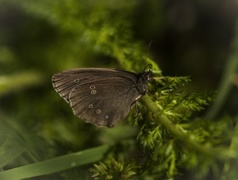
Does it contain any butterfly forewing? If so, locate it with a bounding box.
[52,68,144,127]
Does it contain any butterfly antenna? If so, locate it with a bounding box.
[146,40,153,62]
[144,40,153,71]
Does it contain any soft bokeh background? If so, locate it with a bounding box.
[0,0,238,179]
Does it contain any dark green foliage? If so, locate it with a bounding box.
[0,0,238,180]
[90,158,137,180]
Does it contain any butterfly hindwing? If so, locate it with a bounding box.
[70,78,141,127]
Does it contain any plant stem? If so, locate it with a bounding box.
[206,25,238,119]
[143,95,236,159]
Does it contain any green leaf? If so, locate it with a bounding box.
[0,145,110,180]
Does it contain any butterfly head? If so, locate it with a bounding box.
[137,69,152,95]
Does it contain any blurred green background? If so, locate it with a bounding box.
[0,0,238,179]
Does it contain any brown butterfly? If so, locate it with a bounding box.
[52,68,152,127]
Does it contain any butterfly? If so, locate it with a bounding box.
[52,68,152,127]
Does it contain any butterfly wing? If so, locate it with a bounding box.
[52,68,142,127]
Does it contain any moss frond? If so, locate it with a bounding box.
[90,158,137,180]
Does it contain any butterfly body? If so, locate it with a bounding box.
[52,68,151,127]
